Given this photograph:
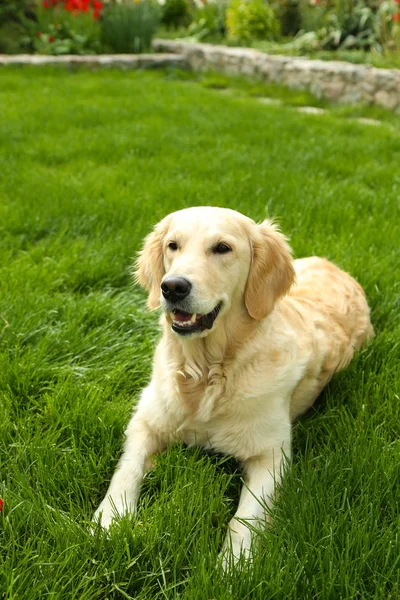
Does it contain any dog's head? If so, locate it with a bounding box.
[135,207,295,337]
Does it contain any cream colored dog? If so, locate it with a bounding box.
[94,206,373,563]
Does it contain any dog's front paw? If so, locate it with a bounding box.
[93,502,116,530]
[219,520,253,570]
[93,496,134,530]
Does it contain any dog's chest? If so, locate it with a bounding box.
[149,337,306,458]
[159,360,291,458]
[174,365,228,424]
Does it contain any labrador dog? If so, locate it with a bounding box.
[94,206,373,563]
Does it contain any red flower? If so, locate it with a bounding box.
[92,0,102,19]
[65,0,80,11]
[42,0,51,7]
[36,30,42,37]
[48,0,102,16]
[0,499,3,512]
[49,35,55,42]
[392,12,400,20]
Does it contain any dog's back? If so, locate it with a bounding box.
[288,257,374,420]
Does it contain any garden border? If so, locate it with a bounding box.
[0,53,185,70]
[1,40,400,111]
[153,39,400,111]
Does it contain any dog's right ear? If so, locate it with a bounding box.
[134,216,171,310]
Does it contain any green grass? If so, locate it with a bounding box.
[166,68,400,126]
[0,66,399,599]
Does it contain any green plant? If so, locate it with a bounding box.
[0,0,36,53]
[33,22,100,55]
[33,2,101,55]
[162,0,192,28]
[0,0,35,23]
[188,1,227,41]
[101,1,161,53]
[323,0,377,49]
[376,0,400,54]
[226,0,279,42]
[298,0,330,33]
[274,0,302,36]
[298,0,381,51]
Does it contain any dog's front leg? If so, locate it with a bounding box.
[94,413,161,529]
[221,445,289,566]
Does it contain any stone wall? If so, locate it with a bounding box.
[153,39,400,111]
[2,41,400,110]
[0,53,186,70]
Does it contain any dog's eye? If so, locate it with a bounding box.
[168,241,178,251]
[213,242,232,254]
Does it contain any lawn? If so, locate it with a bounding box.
[0,66,399,600]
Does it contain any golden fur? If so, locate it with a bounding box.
[95,207,373,564]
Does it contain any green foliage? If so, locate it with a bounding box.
[0,0,35,53]
[274,0,301,36]
[0,21,31,53]
[376,0,400,55]
[188,1,227,41]
[298,0,380,51]
[226,0,279,42]
[33,24,100,55]
[298,0,330,33]
[323,0,377,49]
[101,1,161,54]
[32,5,101,55]
[161,0,192,28]
[0,0,34,21]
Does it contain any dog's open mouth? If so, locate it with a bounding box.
[170,302,222,335]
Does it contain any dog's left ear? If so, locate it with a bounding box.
[245,220,295,320]
[134,216,171,310]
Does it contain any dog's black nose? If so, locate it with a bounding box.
[161,277,192,302]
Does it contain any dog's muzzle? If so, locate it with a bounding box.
[170,302,222,336]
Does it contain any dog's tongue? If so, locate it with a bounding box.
[173,311,193,322]
[172,311,202,323]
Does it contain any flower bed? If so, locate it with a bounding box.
[0,0,161,55]
[2,0,400,63]
[162,0,400,61]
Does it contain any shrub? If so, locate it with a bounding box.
[188,1,227,41]
[33,0,102,55]
[297,0,381,51]
[226,0,279,42]
[274,0,302,36]
[323,0,377,49]
[298,0,331,33]
[0,0,35,24]
[161,0,191,28]
[101,1,161,54]
[376,0,400,54]
[0,0,36,53]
